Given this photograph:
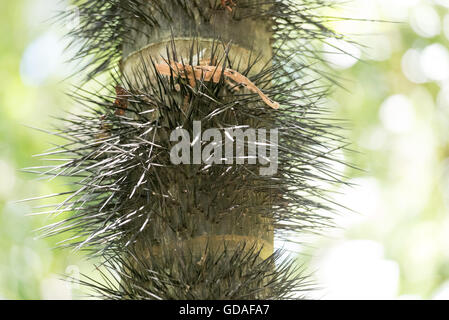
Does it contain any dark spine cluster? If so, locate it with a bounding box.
[29,0,352,299]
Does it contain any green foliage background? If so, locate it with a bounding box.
[1,0,448,299]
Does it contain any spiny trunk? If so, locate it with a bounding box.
[34,0,350,300]
[121,1,276,298]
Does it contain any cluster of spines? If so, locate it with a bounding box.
[28,0,353,299]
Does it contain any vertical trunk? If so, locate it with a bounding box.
[40,0,349,300]
[120,1,277,298]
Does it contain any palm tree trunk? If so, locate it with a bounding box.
[119,1,277,298]
[40,0,348,300]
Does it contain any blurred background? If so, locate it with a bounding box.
[1,0,449,299]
